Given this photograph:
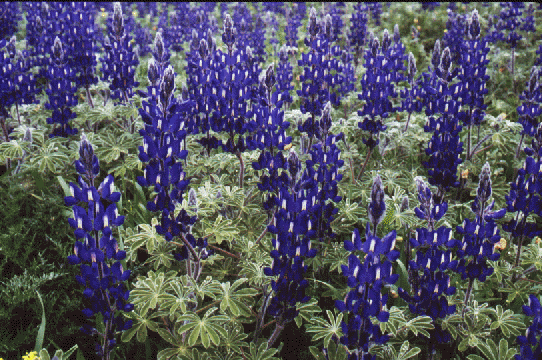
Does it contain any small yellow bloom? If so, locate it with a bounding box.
[417,26,421,31]
[390,290,398,298]
[461,169,469,179]
[283,143,293,150]
[414,18,418,24]
[396,236,403,242]
[22,351,40,360]
[494,238,507,251]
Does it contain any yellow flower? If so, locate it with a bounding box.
[461,169,469,179]
[390,290,398,298]
[283,143,293,150]
[396,236,403,242]
[22,351,40,360]
[494,238,507,251]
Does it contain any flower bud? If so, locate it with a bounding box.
[400,195,409,212]
[7,36,16,57]
[265,63,276,91]
[527,66,539,94]
[439,47,452,75]
[198,38,209,59]
[288,148,301,181]
[159,66,175,109]
[469,9,480,39]
[113,2,124,39]
[393,24,400,43]
[371,36,380,57]
[188,188,198,214]
[324,14,332,40]
[407,52,417,83]
[53,36,63,62]
[148,58,159,86]
[154,30,164,61]
[381,29,391,53]
[368,174,386,232]
[308,7,319,38]
[431,39,441,71]
[36,16,43,34]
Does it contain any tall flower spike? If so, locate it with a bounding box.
[65,134,132,358]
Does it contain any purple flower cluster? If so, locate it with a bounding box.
[65,134,133,358]
[45,37,78,138]
[336,175,399,360]
[101,3,139,102]
[399,177,457,344]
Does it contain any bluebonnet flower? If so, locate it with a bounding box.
[335,175,399,360]
[65,134,133,359]
[349,3,368,68]
[251,64,292,210]
[0,36,38,125]
[298,8,343,145]
[264,101,343,347]
[516,294,542,360]
[442,9,466,65]
[284,5,303,48]
[503,123,542,268]
[401,53,423,132]
[420,46,464,197]
[101,3,139,102]
[338,49,356,98]
[137,64,211,272]
[276,45,294,108]
[458,10,490,160]
[515,67,541,158]
[263,148,317,346]
[0,2,19,40]
[45,37,78,138]
[65,2,99,107]
[399,177,457,345]
[421,2,441,11]
[367,3,383,26]
[450,163,505,308]
[357,31,397,156]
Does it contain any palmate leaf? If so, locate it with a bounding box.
[176,307,229,348]
[489,305,525,337]
[306,310,344,348]
[467,339,517,360]
[108,153,142,177]
[295,297,322,327]
[379,306,407,335]
[0,139,27,160]
[218,278,259,317]
[404,315,434,337]
[498,279,531,304]
[244,342,280,360]
[201,215,241,245]
[121,308,162,343]
[28,138,69,173]
[309,340,348,360]
[130,270,178,317]
[95,131,139,163]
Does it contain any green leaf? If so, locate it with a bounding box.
[306,310,343,348]
[490,305,525,337]
[405,315,434,337]
[34,290,46,354]
[62,344,79,360]
[76,348,86,360]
